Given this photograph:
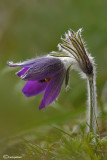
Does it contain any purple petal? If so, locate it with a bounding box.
[7,58,38,68]
[16,67,29,77]
[39,68,66,110]
[7,57,54,68]
[21,57,65,81]
[22,81,47,97]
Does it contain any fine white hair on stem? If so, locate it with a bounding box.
[87,66,97,133]
[51,28,97,133]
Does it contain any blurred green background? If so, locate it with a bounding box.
[0,0,107,153]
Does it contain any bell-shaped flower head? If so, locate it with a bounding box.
[7,57,66,109]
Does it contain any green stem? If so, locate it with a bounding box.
[87,74,97,133]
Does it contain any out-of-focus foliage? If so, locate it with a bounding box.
[0,0,107,159]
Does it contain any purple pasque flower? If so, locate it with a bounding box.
[7,57,66,110]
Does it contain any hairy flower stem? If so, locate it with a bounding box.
[53,28,98,133]
[87,72,97,133]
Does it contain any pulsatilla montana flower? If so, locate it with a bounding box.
[7,57,66,110]
[8,28,97,133]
